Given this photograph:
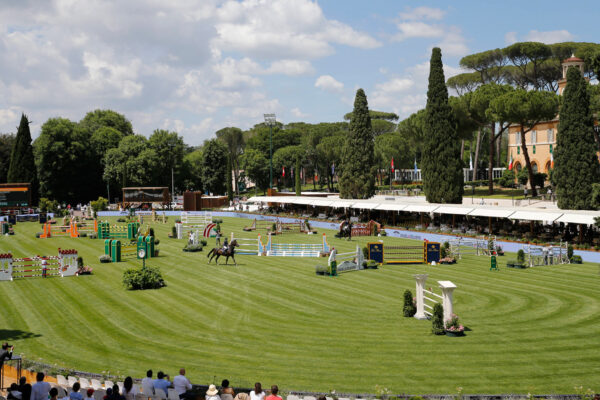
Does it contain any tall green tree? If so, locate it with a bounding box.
[103,135,160,190]
[80,109,134,137]
[148,129,185,191]
[489,89,559,196]
[201,139,228,195]
[339,89,375,199]
[555,67,600,209]
[0,133,16,183]
[422,48,463,203]
[7,114,39,202]
[216,127,245,195]
[241,148,269,194]
[34,118,94,202]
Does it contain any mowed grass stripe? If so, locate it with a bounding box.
[1,217,599,393]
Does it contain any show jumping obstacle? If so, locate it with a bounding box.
[0,249,79,281]
[243,218,277,232]
[259,233,330,257]
[413,274,457,322]
[176,212,215,239]
[449,236,496,259]
[230,233,260,255]
[97,222,140,240]
[523,242,569,267]
[104,236,155,262]
[367,241,440,264]
[328,246,364,276]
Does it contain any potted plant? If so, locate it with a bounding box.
[445,314,465,337]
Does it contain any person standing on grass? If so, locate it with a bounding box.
[265,386,282,400]
[30,372,51,400]
[173,369,192,399]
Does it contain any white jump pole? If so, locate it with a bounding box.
[414,274,428,320]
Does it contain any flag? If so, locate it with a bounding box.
[282,166,285,177]
[314,171,318,181]
[331,163,335,175]
[391,157,394,172]
[414,157,418,172]
[469,152,473,170]
[550,151,554,169]
[300,168,303,180]
[508,153,513,170]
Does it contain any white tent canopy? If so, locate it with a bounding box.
[509,210,563,222]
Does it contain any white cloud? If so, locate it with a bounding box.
[399,6,446,21]
[525,29,575,44]
[315,75,344,93]
[290,107,309,118]
[505,31,518,45]
[374,78,414,93]
[393,21,445,41]
[265,60,314,76]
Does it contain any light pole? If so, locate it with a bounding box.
[168,143,175,209]
[264,113,276,189]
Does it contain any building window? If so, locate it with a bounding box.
[515,162,522,172]
[547,129,554,143]
[533,145,536,154]
[516,131,521,143]
[532,130,537,144]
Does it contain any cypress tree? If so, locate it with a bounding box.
[7,113,38,203]
[339,89,375,199]
[295,158,301,196]
[555,66,599,209]
[422,48,463,203]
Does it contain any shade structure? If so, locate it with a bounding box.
[468,208,516,218]
[403,204,438,213]
[375,203,407,211]
[350,202,381,210]
[434,206,474,215]
[330,200,355,208]
[311,199,334,207]
[509,210,563,222]
[555,212,600,225]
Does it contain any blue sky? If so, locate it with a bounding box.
[0,0,597,145]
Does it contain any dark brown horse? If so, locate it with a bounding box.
[207,239,239,265]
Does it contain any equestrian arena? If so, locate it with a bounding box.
[0,216,598,394]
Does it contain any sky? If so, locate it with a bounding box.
[0,0,598,145]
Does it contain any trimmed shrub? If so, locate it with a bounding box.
[403,289,416,317]
[571,255,582,264]
[169,225,177,238]
[315,265,328,275]
[440,246,447,258]
[362,246,369,260]
[201,239,207,246]
[567,244,574,260]
[99,254,111,263]
[35,232,42,238]
[365,259,379,269]
[88,233,97,239]
[183,244,203,252]
[117,217,126,223]
[212,218,223,224]
[517,249,525,264]
[123,266,165,290]
[431,303,445,335]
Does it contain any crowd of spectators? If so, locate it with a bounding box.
[5,369,283,400]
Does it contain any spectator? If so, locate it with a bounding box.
[30,372,51,400]
[70,382,83,400]
[108,385,125,400]
[173,369,192,398]
[104,388,112,400]
[49,388,59,400]
[234,394,249,400]
[7,383,22,400]
[265,386,281,400]
[122,377,137,400]
[18,376,32,400]
[220,380,234,397]
[205,385,220,400]
[84,389,95,400]
[153,371,171,396]
[249,383,264,400]
[141,370,154,394]
[1,342,13,371]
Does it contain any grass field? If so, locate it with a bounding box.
[0,217,599,395]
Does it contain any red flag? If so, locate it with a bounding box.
[391,157,395,172]
[508,153,513,170]
[282,166,285,177]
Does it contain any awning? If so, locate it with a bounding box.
[555,212,600,225]
[291,197,317,205]
[468,208,516,218]
[403,204,439,213]
[350,202,380,210]
[509,210,563,222]
[311,199,334,207]
[434,206,473,215]
[375,204,407,211]
[330,200,355,208]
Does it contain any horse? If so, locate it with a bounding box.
[207,239,239,265]
[338,220,353,240]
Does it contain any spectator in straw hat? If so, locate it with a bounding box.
[205,385,220,400]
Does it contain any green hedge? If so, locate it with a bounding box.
[123,266,165,290]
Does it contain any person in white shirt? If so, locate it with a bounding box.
[31,372,51,400]
[141,370,154,395]
[249,383,265,400]
[173,369,192,398]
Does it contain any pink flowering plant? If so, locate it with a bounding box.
[445,314,465,333]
